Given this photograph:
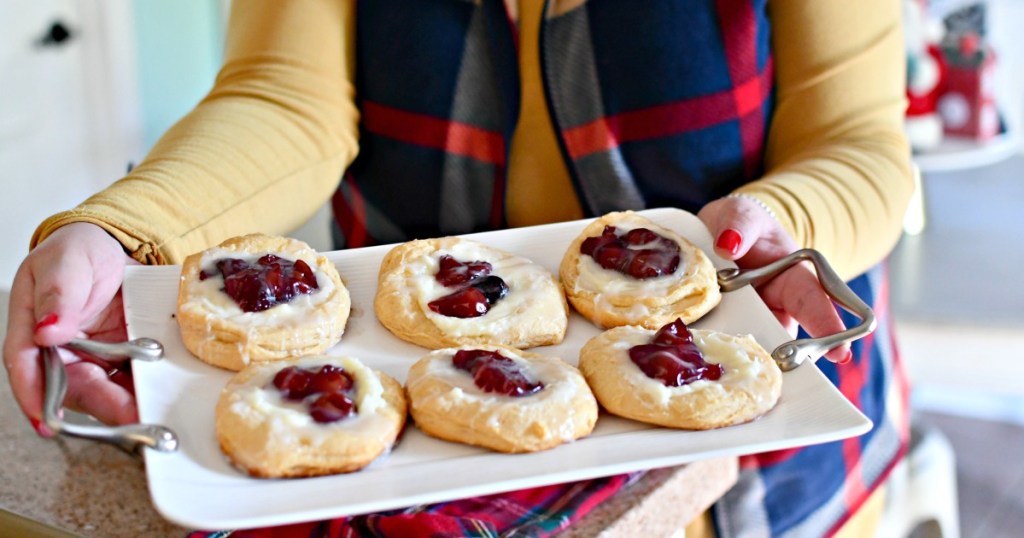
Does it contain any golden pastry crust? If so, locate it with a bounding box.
[374,237,568,350]
[559,211,721,329]
[176,234,350,371]
[215,356,407,478]
[405,345,598,453]
[579,326,782,430]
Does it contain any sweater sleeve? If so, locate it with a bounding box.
[735,0,914,280]
[31,0,359,265]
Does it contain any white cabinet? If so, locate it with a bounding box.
[0,1,141,289]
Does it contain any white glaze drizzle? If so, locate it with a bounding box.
[608,328,767,406]
[405,242,563,337]
[227,356,394,446]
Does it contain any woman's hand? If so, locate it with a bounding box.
[698,196,852,364]
[3,223,139,435]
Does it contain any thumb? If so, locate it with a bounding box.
[700,197,773,261]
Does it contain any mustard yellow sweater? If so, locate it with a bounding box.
[33,0,912,282]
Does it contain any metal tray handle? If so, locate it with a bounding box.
[41,340,178,453]
[62,337,165,364]
[716,248,877,371]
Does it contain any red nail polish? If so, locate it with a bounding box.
[28,417,53,438]
[35,313,59,331]
[716,229,742,256]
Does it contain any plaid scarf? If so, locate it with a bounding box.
[333,0,772,247]
[186,473,641,537]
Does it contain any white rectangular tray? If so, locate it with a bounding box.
[122,208,871,530]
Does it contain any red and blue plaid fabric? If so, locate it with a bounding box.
[186,472,641,538]
[204,1,909,536]
[715,264,909,537]
[334,0,774,246]
[542,0,773,215]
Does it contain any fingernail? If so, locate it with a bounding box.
[715,229,742,256]
[839,350,853,364]
[28,417,54,438]
[35,313,59,331]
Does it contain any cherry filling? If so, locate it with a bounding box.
[200,254,319,313]
[428,255,510,318]
[628,319,723,387]
[451,349,544,397]
[308,392,356,424]
[580,225,681,279]
[270,364,357,423]
[435,255,492,287]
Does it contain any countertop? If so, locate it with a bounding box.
[0,366,189,536]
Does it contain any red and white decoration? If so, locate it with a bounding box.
[938,34,999,140]
[904,0,948,150]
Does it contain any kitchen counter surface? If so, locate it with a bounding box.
[0,366,189,536]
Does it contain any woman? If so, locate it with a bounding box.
[4,0,913,535]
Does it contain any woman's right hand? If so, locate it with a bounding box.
[3,222,139,434]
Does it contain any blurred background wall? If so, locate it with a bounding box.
[133,0,226,150]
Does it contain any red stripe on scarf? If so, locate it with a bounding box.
[362,100,506,165]
[839,335,872,505]
[562,66,772,160]
[826,269,911,536]
[879,270,912,441]
[563,92,734,159]
[739,446,801,469]
[331,175,371,248]
[716,0,769,177]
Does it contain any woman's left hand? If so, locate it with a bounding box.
[698,196,852,364]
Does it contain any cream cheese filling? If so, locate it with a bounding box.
[410,347,574,405]
[408,347,585,440]
[228,356,394,446]
[406,242,563,338]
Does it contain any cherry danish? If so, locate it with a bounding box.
[405,345,597,453]
[216,355,407,478]
[560,211,721,330]
[176,234,351,371]
[375,237,567,349]
[579,320,782,430]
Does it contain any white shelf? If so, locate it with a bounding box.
[914,129,1021,173]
